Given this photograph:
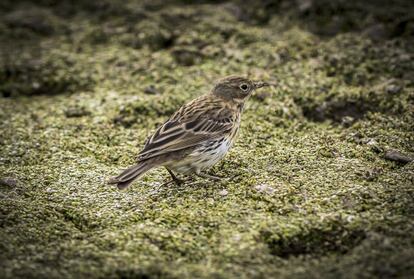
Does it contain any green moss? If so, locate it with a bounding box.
[1,1,414,278]
[0,49,95,97]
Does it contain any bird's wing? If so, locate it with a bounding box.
[137,95,235,161]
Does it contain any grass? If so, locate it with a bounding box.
[0,1,413,278]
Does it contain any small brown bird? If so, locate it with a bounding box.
[109,76,270,189]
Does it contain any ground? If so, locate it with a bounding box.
[0,0,413,278]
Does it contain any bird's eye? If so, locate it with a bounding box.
[240,83,249,91]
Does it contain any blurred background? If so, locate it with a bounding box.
[1,0,413,99]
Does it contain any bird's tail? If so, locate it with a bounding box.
[108,161,154,190]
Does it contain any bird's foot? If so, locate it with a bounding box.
[164,168,185,186]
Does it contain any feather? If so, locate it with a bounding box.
[108,161,154,190]
[136,95,237,161]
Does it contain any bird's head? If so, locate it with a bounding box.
[211,75,271,103]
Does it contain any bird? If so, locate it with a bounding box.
[108,75,270,190]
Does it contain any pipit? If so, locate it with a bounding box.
[109,76,270,189]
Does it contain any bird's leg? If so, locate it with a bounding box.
[166,168,184,185]
[160,179,174,188]
[195,171,223,181]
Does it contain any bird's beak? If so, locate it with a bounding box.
[253,81,273,89]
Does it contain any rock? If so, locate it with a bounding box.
[341,116,355,127]
[0,177,18,188]
[144,85,159,95]
[386,84,402,95]
[384,149,413,164]
[64,106,91,118]
[366,139,382,153]
[219,189,228,196]
[254,184,276,195]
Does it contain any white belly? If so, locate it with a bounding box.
[168,138,233,174]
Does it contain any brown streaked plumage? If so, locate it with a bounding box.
[108,76,270,189]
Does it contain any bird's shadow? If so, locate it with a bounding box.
[144,172,236,199]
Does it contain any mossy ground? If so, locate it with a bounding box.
[1,1,413,278]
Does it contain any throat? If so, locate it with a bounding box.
[230,97,245,112]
